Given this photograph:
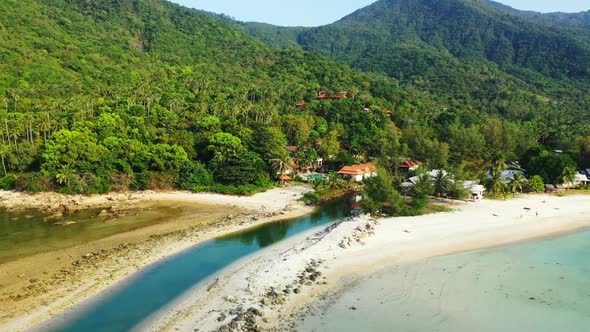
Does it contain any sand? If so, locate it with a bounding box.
[0,185,314,332]
[143,194,590,332]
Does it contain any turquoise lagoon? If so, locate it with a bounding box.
[298,230,590,332]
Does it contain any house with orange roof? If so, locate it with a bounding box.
[337,162,378,182]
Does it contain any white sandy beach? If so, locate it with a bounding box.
[144,194,590,332]
[0,186,314,332]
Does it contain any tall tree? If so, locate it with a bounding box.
[508,173,527,197]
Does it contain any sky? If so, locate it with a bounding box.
[170,0,590,27]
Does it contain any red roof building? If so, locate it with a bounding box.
[317,91,348,100]
[399,159,422,171]
[337,163,378,182]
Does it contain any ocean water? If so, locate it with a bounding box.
[298,230,590,332]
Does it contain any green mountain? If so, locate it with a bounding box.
[237,22,308,50]
[0,0,587,196]
[486,2,590,30]
[297,0,590,81]
[241,0,590,152]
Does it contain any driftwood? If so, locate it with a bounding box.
[207,277,219,292]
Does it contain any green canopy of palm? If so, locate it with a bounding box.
[433,170,452,198]
[508,172,527,197]
[270,156,291,177]
[561,166,577,190]
[485,167,506,198]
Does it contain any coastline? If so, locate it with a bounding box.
[143,194,590,332]
[0,185,314,332]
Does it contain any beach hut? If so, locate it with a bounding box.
[278,174,292,186]
[398,159,422,175]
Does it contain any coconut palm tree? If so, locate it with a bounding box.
[269,156,290,177]
[56,164,76,186]
[508,173,527,197]
[486,167,506,198]
[0,145,7,176]
[433,170,452,198]
[562,166,577,190]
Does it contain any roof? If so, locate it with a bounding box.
[337,163,377,175]
[408,169,447,184]
[506,163,526,172]
[286,146,298,153]
[399,159,422,169]
[278,175,292,181]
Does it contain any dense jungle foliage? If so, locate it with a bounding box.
[0,0,588,195]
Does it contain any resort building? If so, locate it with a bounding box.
[398,159,422,175]
[400,170,486,201]
[486,163,527,180]
[337,163,378,182]
[573,173,590,187]
[463,181,486,201]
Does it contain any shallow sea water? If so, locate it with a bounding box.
[298,230,590,332]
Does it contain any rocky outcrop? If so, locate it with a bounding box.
[0,190,149,213]
[339,218,378,249]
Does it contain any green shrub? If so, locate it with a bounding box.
[0,174,17,190]
[177,161,213,190]
[14,173,56,192]
[110,173,134,192]
[80,174,111,194]
[147,172,176,190]
[301,192,321,204]
[131,171,150,190]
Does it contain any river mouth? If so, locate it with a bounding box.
[32,197,353,332]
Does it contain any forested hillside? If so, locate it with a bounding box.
[486,1,590,30]
[0,0,588,196]
[242,0,590,169]
[0,0,413,194]
[228,0,590,180]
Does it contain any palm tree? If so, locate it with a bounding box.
[562,166,577,190]
[486,167,506,198]
[0,145,7,176]
[270,155,291,179]
[56,164,76,186]
[433,170,451,198]
[508,173,527,197]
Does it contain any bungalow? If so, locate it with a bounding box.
[278,174,292,186]
[463,181,485,201]
[317,91,348,100]
[487,163,527,180]
[398,159,422,174]
[401,170,485,200]
[337,163,378,182]
[406,169,448,184]
[573,173,590,187]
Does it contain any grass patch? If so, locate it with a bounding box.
[423,204,454,214]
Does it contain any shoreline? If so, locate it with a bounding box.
[0,185,315,332]
[143,194,590,332]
